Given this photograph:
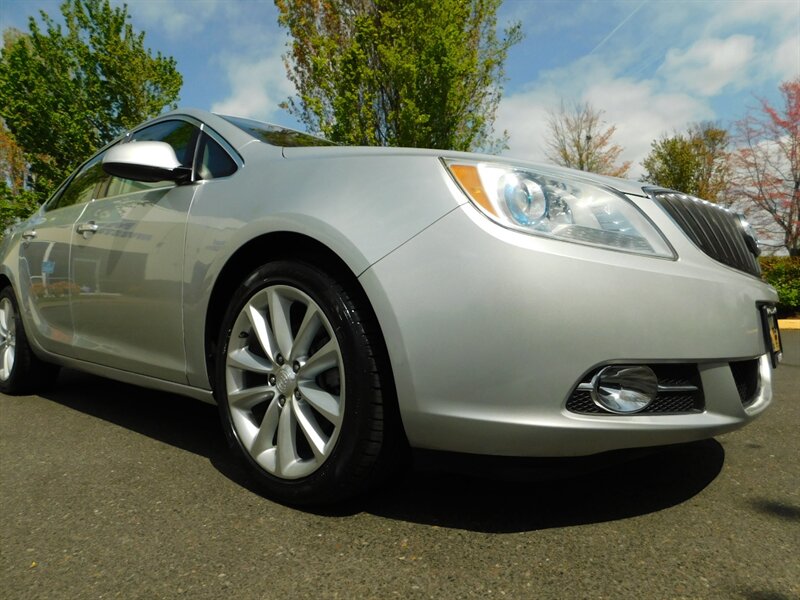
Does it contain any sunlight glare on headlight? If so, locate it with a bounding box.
[444,160,674,258]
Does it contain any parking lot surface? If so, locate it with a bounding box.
[1,332,798,599]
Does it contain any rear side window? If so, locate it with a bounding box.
[196,132,237,180]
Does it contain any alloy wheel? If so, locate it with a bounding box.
[225,285,345,479]
[0,297,16,382]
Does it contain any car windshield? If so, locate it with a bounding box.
[219,115,337,147]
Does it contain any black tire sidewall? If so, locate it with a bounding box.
[215,260,383,504]
[0,285,56,395]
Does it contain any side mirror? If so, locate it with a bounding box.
[102,141,192,183]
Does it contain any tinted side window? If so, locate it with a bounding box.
[49,154,107,211]
[99,120,199,199]
[196,132,237,180]
[130,120,198,165]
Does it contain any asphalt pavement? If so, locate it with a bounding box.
[1,333,798,599]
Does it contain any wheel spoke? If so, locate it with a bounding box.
[245,303,278,364]
[298,382,342,425]
[0,297,14,381]
[250,399,280,457]
[299,339,339,378]
[227,347,272,374]
[228,385,274,410]
[276,401,299,477]
[1,346,11,379]
[6,346,13,375]
[291,304,322,360]
[294,399,328,459]
[0,299,9,336]
[267,288,294,360]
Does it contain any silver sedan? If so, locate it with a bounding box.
[0,109,782,504]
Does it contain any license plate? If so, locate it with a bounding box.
[760,305,782,368]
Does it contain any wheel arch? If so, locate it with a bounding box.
[203,232,402,434]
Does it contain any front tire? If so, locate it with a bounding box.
[215,261,399,505]
[0,286,59,395]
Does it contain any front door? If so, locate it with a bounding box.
[68,119,201,383]
[16,155,103,355]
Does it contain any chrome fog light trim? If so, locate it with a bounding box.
[591,365,658,414]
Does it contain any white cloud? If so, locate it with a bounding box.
[659,35,756,96]
[124,0,222,37]
[496,0,797,178]
[650,1,798,88]
[497,54,712,178]
[495,91,553,163]
[773,34,800,81]
[585,80,711,173]
[704,0,797,35]
[210,49,293,121]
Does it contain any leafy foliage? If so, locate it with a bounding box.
[0,186,40,238]
[759,256,800,317]
[0,121,39,240]
[275,0,521,151]
[0,0,182,198]
[544,101,631,178]
[641,123,731,203]
[0,119,27,191]
[731,79,800,256]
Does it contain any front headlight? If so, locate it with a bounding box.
[444,159,674,258]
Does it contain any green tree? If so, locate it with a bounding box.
[759,256,800,316]
[544,101,631,177]
[0,121,39,236]
[275,0,521,151]
[641,123,730,202]
[0,118,28,194]
[0,0,182,199]
[0,186,40,237]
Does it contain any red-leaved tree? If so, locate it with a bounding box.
[731,79,799,256]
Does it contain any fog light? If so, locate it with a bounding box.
[591,365,658,414]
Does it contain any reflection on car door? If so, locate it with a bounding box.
[68,120,200,383]
[16,155,103,355]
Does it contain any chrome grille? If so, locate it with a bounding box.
[566,390,700,415]
[650,191,761,277]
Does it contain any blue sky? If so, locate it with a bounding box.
[1,0,798,176]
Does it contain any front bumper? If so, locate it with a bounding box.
[360,202,777,457]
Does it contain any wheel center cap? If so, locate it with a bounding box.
[275,366,296,394]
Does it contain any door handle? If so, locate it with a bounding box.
[76,222,99,238]
[22,229,37,241]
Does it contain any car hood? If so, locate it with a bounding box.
[280,145,651,198]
